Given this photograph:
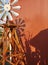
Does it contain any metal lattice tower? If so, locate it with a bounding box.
[0,21,26,65]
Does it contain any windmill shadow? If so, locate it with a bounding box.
[29,29,48,65]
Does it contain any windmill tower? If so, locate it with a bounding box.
[0,0,26,65]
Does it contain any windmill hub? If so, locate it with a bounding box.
[4,4,11,11]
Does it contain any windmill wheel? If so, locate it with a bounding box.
[15,18,26,36]
[0,0,21,22]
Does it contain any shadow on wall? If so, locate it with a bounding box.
[29,29,48,65]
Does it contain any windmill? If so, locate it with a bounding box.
[0,0,26,65]
[15,18,25,36]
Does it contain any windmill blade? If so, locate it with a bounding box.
[17,18,22,23]
[7,12,13,21]
[19,28,24,32]
[16,18,23,24]
[0,8,4,11]
[0,5,4,13]
[21,20,25,24]
[0,10,3,14]
[20,24,26,27]
[0,11,5,19]
[2,15,6,22]
[18,18,22,23]
[5,0,10,4]
[11,0,18,5]
[17,29,21,34]
[2,12,7,22]
[15,19,17,24]
[0,20,6,24]
[11,10,19,16]
[12,6,21,10]
[16,18,20,24]
[20,19,25,24]
[0,4,3,7]
[16,29,21,35]
[17,18,25,24]
[1,0,5,5]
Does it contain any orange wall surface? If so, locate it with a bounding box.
[12,0,48,38]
